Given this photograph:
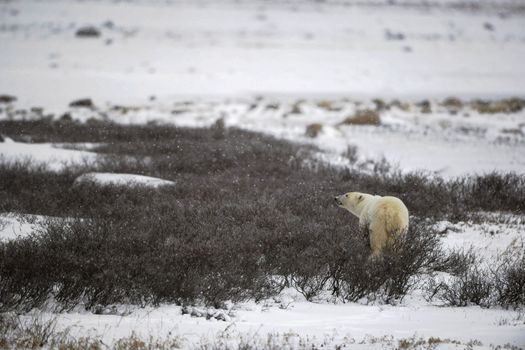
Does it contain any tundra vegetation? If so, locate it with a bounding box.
[0,119,524,313]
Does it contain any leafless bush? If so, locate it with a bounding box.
[494,256,525,307]
[428,256,525,308]
[0,119,524,310]
[431,266,494,307]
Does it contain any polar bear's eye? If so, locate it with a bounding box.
[345,194,348,198]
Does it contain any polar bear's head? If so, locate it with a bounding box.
[334,192,367,217]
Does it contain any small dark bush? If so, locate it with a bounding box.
[432,266,494,307]
[427,254,525,308]
[0,94,16,104]
[495,256,525,307]
[69,98,94,108]
[75,26,101,38]
[467,173,525,214]
[431,249,475,276]
[416,100,432,113]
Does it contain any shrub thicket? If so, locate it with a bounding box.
[427,256,525,308]
[0,119,524,310]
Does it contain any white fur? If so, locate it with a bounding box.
[336,192,409,257]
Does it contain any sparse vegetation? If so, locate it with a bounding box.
[0,313,187,349]
[69,98,94,108]
[471,98,525,114]
[442,97,463,109]
[428,255,525,308]
[416,100,432,113]
[0,313,489,350]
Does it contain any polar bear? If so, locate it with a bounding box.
[335,192,409,257]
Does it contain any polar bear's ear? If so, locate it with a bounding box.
[357,195,364,202]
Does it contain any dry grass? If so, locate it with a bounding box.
[339,110,381,126]
[305,123,323,138]
[471,98,525,114]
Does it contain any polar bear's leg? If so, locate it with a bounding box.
[369,220,388,257]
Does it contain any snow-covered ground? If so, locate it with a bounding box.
[19,295,524,348]
[1,0,525,110]
[1,0,525,348]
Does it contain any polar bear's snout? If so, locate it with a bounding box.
[334,196,343,206]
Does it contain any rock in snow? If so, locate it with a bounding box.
[75,26,101,38]
[73,172,175,188]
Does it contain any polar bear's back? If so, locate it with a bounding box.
[366,195,409,237]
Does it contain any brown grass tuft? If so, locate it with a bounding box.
[305,123,323,138]
[339,110,381,126]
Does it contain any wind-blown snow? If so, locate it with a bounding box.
[438,214,525,263]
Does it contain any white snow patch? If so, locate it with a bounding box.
[0,137,97,171]
[438,214,525,263]
[1,0,525,111]
[73,172,175,188]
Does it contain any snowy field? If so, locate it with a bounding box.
[1,0,525,108]
[1,0,525,349]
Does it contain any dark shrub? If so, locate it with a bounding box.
[467,173,525,214]
[429,266,494,307]
[75,26,101,38]
[0,119,524,310]
[495,256,525,307]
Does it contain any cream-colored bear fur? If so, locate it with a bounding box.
[335,192,409,257]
